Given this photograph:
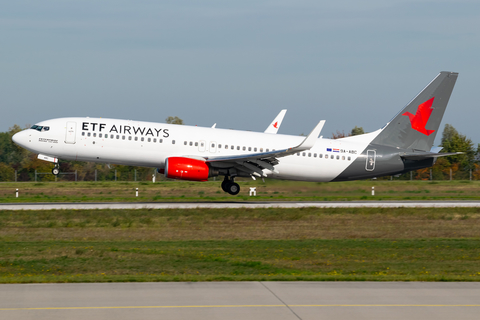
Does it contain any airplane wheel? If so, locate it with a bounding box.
[52,167,60,176]
[221,179,229,192]
[226,182,240,195]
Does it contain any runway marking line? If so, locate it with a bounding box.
[2,304,480,311]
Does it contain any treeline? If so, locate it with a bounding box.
[0,124,478,182]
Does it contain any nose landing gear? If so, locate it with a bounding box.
[221,176,240,195]
[52,164,60,176]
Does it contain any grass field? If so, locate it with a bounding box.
[1,179,480,202]
[1,207,479,282]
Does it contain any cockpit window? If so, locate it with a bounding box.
[30,125,50,132]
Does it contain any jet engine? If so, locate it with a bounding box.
[164,157,215,181]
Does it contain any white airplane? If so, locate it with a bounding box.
[13,72,460,195]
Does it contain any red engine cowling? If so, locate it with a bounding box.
[164,157,210,181]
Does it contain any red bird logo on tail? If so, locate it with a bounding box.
[273,122,278,129]
[402,97,435,136]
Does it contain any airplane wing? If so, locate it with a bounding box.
[204,120,325,177]
[264,109,287,134]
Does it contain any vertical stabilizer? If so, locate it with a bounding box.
[372,71,458,151]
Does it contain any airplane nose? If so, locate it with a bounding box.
[12,130,27,147]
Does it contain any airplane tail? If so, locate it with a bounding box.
[371,71,458,151]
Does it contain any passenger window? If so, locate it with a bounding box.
[342,156,345,160]
[314,153,317,157]
[195,142,198,146]
[172,140,176,144]
[122,136,126,140]
[141,137,144,142]
[129,136,132,141]
[184,141,187,145]
[266,149,269,152]
[231,146,234,150]
[201,142,204,147]
[243,146,246,151]
[319,154,323,158]
[116,135,119,139]
[297,153,300,156]
[93,133,96,137]
[260,148,263,152]
[218,144,222,148]
[248,147,251,151]
[254,147,257,152]
[302,152,306,156]
[225,145,228,149]
[308,153,311,157]
[189,141,193,146]
[87,132,91,137]
[211,143,215,148]
[160,139,163,143]
[153,138,156,142]
[135,137,138,141]
[237,146,240,150]
[348,156,351,161]
[331,155,334,159]
[82,132,85,136]
[336,155,339,160]
[110,135,114,139]
[99,133,103,138]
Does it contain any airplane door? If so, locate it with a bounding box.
[365,150,376,171]
[209,141,217,153]
[199,140,206,152]
[65,121,76,144]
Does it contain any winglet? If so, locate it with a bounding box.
[292,120,325,151]
[264,109,287,134]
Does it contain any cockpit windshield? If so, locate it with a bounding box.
[30,125,50,132]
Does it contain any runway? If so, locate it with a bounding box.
[1,282,479,320]
[2,200,480,210]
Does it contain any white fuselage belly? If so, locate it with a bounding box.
[20,117,376,182]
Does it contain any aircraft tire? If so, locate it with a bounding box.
[221,179,229,192]
[52,167,60,176]
[226,182,240,195]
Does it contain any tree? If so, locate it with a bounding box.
[440,124,476,170]
[331,126,366,139]
[351,126,364,136]
[331,130,348,139]
[165,116,184,125]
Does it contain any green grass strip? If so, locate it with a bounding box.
[1,239,480,283]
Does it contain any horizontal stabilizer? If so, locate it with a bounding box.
[400,151,463,160]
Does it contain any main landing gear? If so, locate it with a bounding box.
[221,176,240,195]
[52,164,60,176]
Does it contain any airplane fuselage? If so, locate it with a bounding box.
[14,117,406,182]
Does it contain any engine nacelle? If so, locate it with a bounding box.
[164,157,211,181]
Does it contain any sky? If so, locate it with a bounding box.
[1,0,480,146]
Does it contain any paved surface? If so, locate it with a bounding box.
[2,200,480,210]
[1,282,479,320]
